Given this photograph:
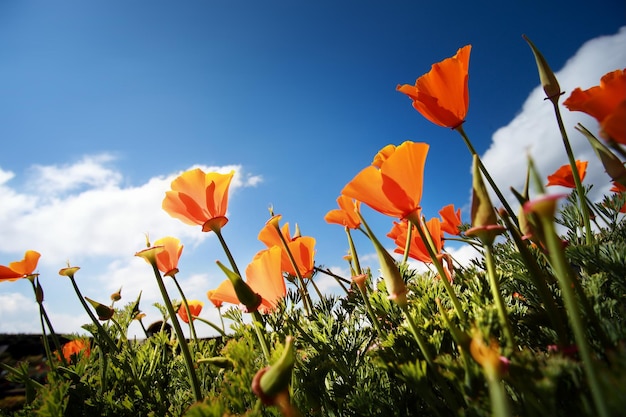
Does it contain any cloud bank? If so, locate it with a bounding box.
[482,27,626,205]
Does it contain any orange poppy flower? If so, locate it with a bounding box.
[342,141,429,219]
[564,69,626,144]
[546,160,588,188]
[154,236,183,277]
[162,169,234,233]
[177,300,203,324]
[60,339,91,363]
[258,217,316,278]
[206,290,223,308]
[324,196,361,229]
[439,204,462,236]
[387,218,443,263]
[0,250,41,282]
[397,45,471,128]
[209,246,286,314]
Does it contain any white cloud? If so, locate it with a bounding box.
[0,156,261,335]
[482,26,626,206]
[0,156,262,262]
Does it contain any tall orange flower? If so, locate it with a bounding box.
[162,169,234,233]
[209,246,286,314]
[342,141,429,219]
[439,204,463,236]
[154,236,183,277]
[388,218,443,263]
[564,69,626,144]
[258,217,316,278]
[324,196,361,229]
[546,160,588,188]
[177,300,203,324]
[397,45,471,128]
[206,290,223,308]
[0,250,41,282]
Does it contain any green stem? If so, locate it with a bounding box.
[407,214,467,323]
[192,315,227,337]
[500,211,569,348]
[402,220,413,265]
[29,280,66,367]
[171,274,199,343]
[483,244,516,350]
[313,267,351,295]
[357,284,384,338]
[551,102,593,245]
[399,304,434,367]
[538,215,608,417]
[68,275,119,353]
[345,228,363,275]
[251,311,271,362]
[456,125,519,227]
[148,261,203,402]
[214,228,242,277]
[275,226,313,316]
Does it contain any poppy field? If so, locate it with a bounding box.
[1,37,626,417]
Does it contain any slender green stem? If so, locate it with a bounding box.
[399,304,434,367]
[251,311,271,362]
[193,315,227,337]
[313,267,350,295]
[217,307,226,333]
[148,261,203,402]
[551,102,593,245]
[407,214,467,323]
[357,284,384,338]
[345,228,363,275]
[538,215,608,417]
[455,125,519,227]
[68,275,119,353]
[214,228,242,277]
[171,274,198,343]
[275,227,313,315]
[483,244,516,350]
[402,221,413,264]
[500,211,569,348]
[29,280,66,367]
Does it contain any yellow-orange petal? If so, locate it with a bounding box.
[245,247,286,313]
[546,161,588,188]
[154,236,183,276]
[342,141,428,219]
[397,45,471,128]
[324,196,361,229]
[8,250,41,276]
[601,99,626,145]
[564,69,626,123]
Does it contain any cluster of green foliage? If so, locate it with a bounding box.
[1,193,626,417]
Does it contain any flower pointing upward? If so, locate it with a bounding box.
[163,168,234,233]
[342,141,429,220]
[397,45,471,128]
[0,250,41,282]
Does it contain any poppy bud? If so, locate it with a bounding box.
[216,261,262,312]
[466,155,505,244]
[252,336,295,405]
[523,35,562,103]
[577,124,626,187]
[85,296,115,321]
[110,287,122,302]
[360,214,407,306]
[35,278,44,304]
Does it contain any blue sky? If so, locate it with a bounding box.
[1,1,625,337]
